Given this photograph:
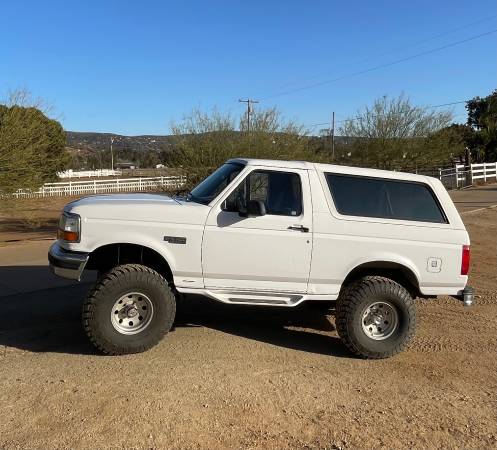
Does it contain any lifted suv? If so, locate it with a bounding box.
[49,159,473,358]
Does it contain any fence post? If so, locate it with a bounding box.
[116,179,120,192]
[69,181,72,196]
[94,180,97,194]
[484,163,487,182]
[139,178,142,191]
[470,164,473,185]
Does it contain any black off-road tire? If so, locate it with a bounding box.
[83,264,176,355]
[335,276,416,359]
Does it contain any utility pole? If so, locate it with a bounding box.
[238,98,259,133]
[331,111,335,161]
[110,136,115,171]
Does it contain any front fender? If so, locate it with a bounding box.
[85,234,178,272]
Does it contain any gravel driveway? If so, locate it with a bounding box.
[0,194,496,449]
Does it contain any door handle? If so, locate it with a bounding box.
[288,225,309,232]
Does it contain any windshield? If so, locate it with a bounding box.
[188,162,244,205]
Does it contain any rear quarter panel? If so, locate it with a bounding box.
[308,168,469,296]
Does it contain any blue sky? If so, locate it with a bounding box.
[1,0,496,135]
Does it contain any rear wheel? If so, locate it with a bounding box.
[335,276,416,359]
[83,264,176,355]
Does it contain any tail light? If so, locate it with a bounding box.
[461,245,470,275]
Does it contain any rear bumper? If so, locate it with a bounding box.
[48,242,89,281]
[452,285,475,307]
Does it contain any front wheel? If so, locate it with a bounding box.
[83,264,176,355]
[335,276,416,359]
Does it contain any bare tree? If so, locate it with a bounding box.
[169,107,309,187]
[2,87,55,116]
[338,94,453,169]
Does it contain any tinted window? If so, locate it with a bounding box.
[325,173,447,223]
[225,170,302,216]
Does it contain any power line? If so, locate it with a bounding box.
[261,29,497,100]
[304,100,469,131]
[257,15,496,98]
[304,100,469,136]
[334,100,468,125]
[420,100,467,109]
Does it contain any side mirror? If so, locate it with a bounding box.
[246,200,266,217]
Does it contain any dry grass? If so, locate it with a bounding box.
[0,196,80,241]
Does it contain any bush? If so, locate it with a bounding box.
[0,105,68,193]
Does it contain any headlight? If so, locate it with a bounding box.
[57,212,81,242]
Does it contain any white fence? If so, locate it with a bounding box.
[439,162,497,189]
[4,162,496,198]
[57,169,123,178]
[7,176,186,199]
[470,162,497,182]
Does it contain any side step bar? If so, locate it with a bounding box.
[176,287,339,307]
[208,291,304,306]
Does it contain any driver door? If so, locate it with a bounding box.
[202,166,312,293]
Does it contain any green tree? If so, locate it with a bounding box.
[466,90,497,162]
[0,105,68,193]
[424,124,474,165]
[337,94,453,170]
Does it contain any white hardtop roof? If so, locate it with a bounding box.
[228,158,314,170]
[227,158,436,183]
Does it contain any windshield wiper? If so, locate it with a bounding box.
[186,192,210,205]
[186,192,199,203]
[174,188,189,197]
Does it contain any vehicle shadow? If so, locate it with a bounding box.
[0,265,350,358]
[175,295,350,357]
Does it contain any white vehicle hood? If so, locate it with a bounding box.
[64,193,210,225]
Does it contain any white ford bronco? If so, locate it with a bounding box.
[49,159,473,358]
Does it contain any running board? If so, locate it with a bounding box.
[175,287,339,306]
[204,290,304,307]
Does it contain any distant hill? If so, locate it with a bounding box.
[66,130,346,153]
[66,131,176,153]
[65,130,347,170]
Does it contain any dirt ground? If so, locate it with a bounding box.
[0,196,77,242]
[0,200,496,449]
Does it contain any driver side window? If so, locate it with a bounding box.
[224,170,302,216]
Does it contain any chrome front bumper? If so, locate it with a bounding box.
[48,242,89,281]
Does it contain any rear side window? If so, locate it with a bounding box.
[325,173,447,223]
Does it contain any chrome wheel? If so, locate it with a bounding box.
[111,292,154,335]
[361,301,398,340]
